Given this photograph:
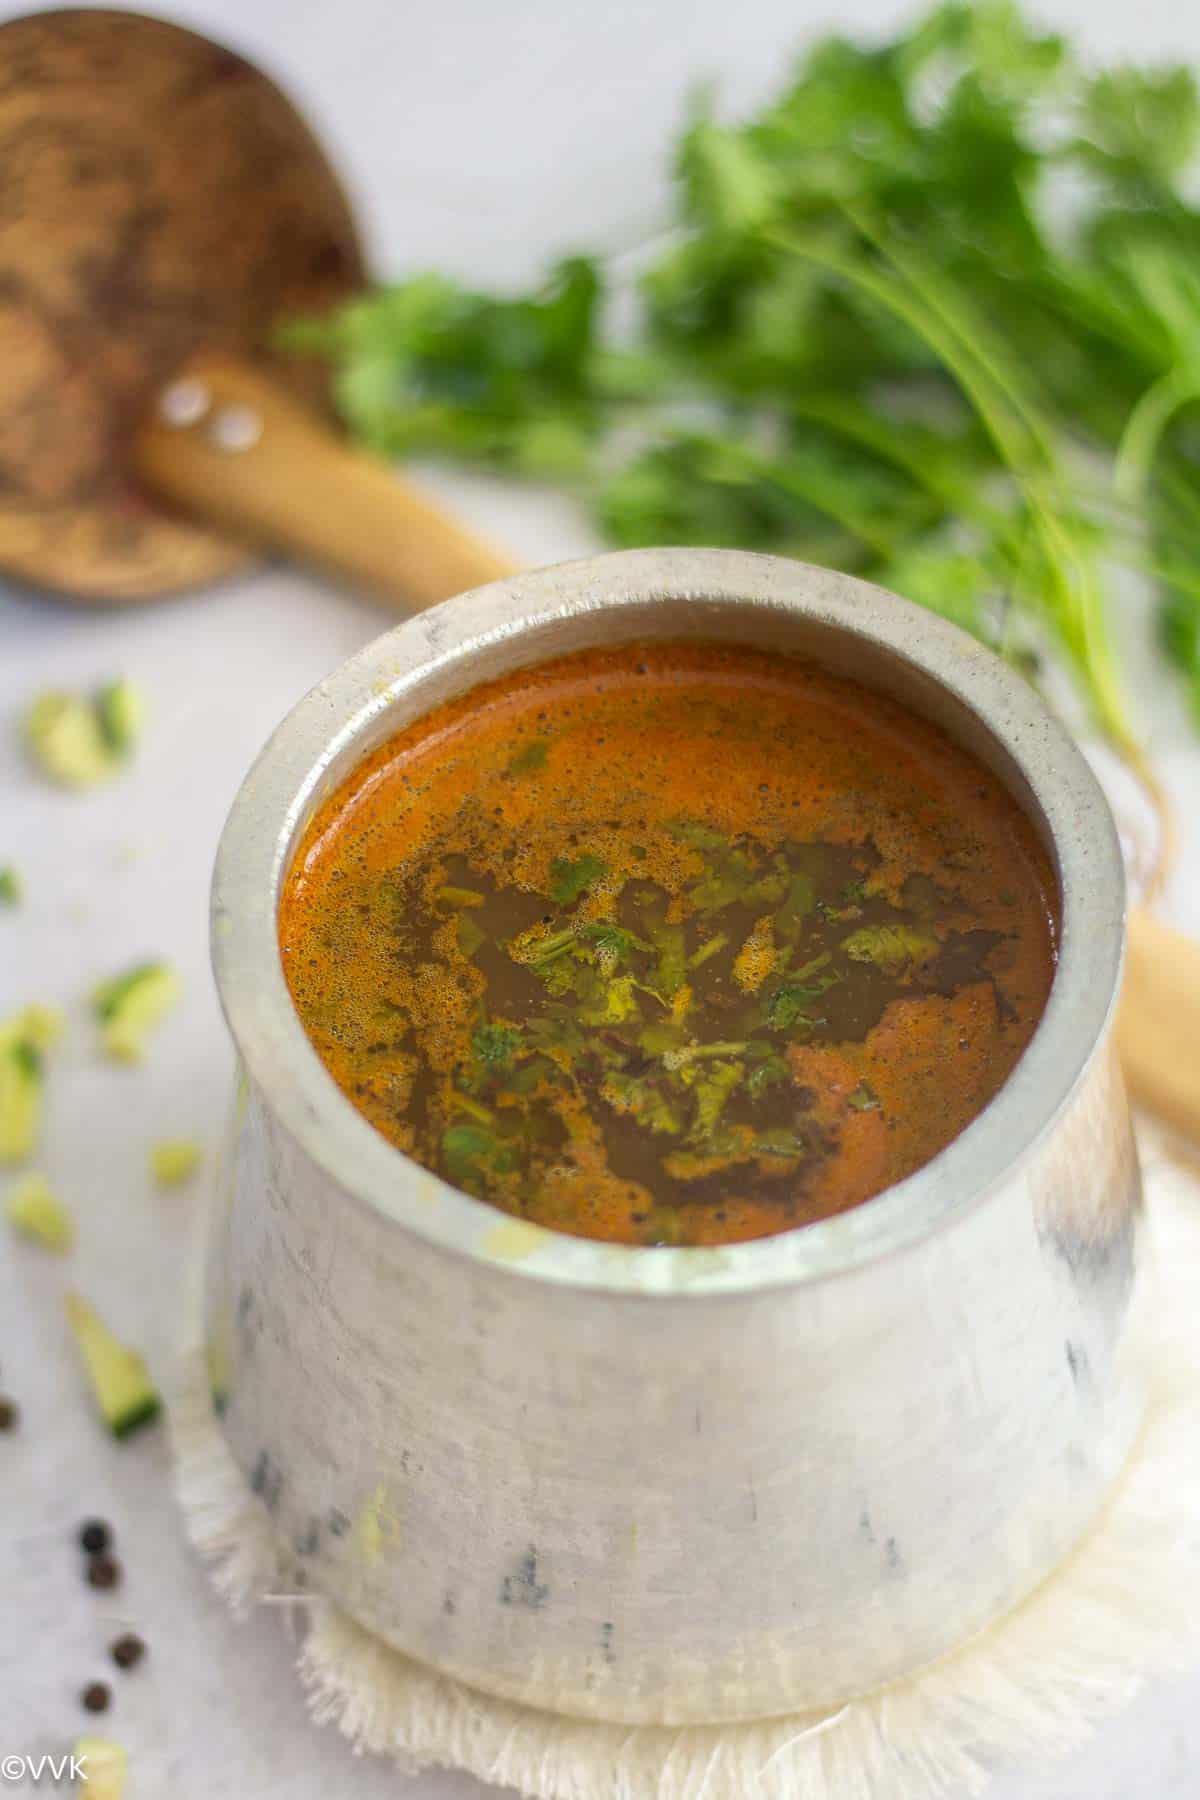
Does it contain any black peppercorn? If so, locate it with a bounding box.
[82,1681,111,1714]
[86,1553,121,1591]
[110,1633,145,1670]
[79,1519,112,1556]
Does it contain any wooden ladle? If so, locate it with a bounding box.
[0,10,1195,1144]
[0,8,513,607]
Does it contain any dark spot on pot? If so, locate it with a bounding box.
[443,1590,457,1616]
[858,1509,875,1544]
[296,1518,321,1557]
[1066,1443,1088,1480]
[1043,1219,1132,1282]
[328,1507,350,1538]
[884,1537,902,1573]
[600,1621,615,1665]
[250,1449,283,1513]
[236,1286,259,1352]
[500,1545,549,1610]
[1065,1339,1092,1390]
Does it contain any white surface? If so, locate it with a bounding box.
[2,1,1200,1793]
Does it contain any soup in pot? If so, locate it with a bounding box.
[280,642,1057,1246]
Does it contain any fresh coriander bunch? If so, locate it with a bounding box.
[284,0,1200,750]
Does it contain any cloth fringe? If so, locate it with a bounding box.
[169,1145,1200,1800]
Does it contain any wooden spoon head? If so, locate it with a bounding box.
[0,9,366,603]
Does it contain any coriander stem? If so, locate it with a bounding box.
[1114,365,1200,500]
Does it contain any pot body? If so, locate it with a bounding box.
[207,550,1143,1724]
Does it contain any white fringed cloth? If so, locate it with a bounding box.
[170,1131,1200,1800]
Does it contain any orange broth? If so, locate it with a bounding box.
[279,641,1057,1245]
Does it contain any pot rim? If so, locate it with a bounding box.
[211,548,1125,1297]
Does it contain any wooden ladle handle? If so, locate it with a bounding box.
[1119,908,1200,1142]
[134,349,518,610]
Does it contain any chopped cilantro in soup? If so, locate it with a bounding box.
[279,643,1057,1246]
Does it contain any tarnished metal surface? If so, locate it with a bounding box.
[207,549,1143,1723]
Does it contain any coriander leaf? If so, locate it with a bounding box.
[549,853,607,905]
[291,4,1200,742]
[601,1070,684,1134]
[841,923,939,974]
[649,921,687,997]
[503,1055,561,1095]
[687,843,759,915]
[283,259,608,478]
[457,914,486,958]
[747,1050,790,1098]
[578,973,639,1026]
[1079,66,1200,188]
[751,1126,810,1159]
[577,920,651,967]
[639,1020,688,1057]
[688,1059,745,1146]
[507,737,550,775]
[471,1022,523,1068]
[666,819,728,851]
[775,873,816,941]
[764,982,821,1032]
[678,115,781,237]
[442,1122,519,1190]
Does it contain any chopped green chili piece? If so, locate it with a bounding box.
[95,679,143,756]
[23,681,143,788]
[6,1172,73,1251]
[435,885,485,909]
[0,1005,63,1165]
[91,962,181,1062]
[65,1292,161,1438]
[150,1139,204,1186]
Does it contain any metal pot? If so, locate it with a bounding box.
[207,548,1142,1725]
